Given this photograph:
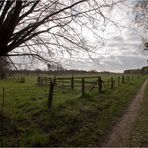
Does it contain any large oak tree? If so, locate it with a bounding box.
[0,0,123,65]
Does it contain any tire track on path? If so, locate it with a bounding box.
[102,79,148,147]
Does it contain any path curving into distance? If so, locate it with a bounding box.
[102,79,148,147]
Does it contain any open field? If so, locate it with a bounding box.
[0,74,146,146]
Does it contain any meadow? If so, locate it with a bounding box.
[0,74,146,146]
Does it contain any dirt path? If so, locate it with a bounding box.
[102,79,148,147]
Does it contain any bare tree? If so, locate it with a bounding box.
[132,0,148,47]
[133,0,148,27]
[0,0,123,65]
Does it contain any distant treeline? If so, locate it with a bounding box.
[7,69,114,76]
[124,66,148,74]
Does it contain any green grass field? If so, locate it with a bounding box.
[0,74,146,146]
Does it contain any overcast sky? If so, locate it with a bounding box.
[13,0,148,72]
[58,0,148,72]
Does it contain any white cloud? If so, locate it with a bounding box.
[63,54,147,72]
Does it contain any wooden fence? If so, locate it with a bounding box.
[37,75,141,108]
[37,75,139,90]
[7,76,25,83]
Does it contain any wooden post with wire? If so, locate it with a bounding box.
[71,76,74,89]
[1,88,5,117]
[122,75,125,83]
[48,80,54,108]
[118,76,120,86]
[98,77,102,93]
[111,77,114,89]
[81,78,85,97]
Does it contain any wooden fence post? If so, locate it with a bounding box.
[118,76,120,86]
[48,80,54,108]
[111,77,114,89]
[98,77,102,93]
[71,76,74,89]
[81,78,85,97]
[53,76,56,85]
[2,88,5,116]
[122,75,125,83]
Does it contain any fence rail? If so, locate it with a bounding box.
[7,76,25,83]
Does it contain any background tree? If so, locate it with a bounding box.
[132,0,148,47]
